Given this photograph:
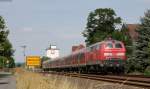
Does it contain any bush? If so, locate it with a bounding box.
[144,66,150,76]
[0,56,7,68]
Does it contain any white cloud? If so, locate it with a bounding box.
[137,0,150,3]
[22,27,33,32]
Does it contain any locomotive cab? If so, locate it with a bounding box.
[102,40,126,73]
[104,41,126,60]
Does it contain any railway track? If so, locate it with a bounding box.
[41,71,150,88]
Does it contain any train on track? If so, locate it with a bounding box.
[42,38,127,74]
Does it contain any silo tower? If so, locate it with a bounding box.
[46,45,59,60]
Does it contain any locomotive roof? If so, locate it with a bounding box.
[71,48,86,55]
[88,40,121,47]
[71,40,121,54]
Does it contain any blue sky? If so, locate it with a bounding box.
[0,0,150,62]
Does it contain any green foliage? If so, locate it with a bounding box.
[41,56,50,62]
[112,30,133,56]
[82,8,122,46]
[129,10,150,73]
[144,66,150,76]
[0,56,7,68]
[15,62,24,67]
[0,16,5,29]
[0,16,15,68]
[8,57,15,68]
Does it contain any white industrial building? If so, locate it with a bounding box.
[46,45,59,60]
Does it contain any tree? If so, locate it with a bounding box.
[0,56,7,68]
[82,8,122,45]
[130,10,150,72]
[114,26,133,57]
[41,56,50,62]
[0,16,15,68]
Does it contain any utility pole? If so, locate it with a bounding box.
[20,45,26,61]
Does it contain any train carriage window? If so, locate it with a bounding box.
[91,46,93,51]
[99,44,101,49]
[93,46,97,50]
[91,46,96,51]
[74,54,78,60]
[77,53,84,60]
[87,47,91,52]
[96,44,100,50]
[69,56,71,63]
[105,43,113,49]
[77,54,81,60]
[67,56,71,64]
[89,46,93,51]
[115,43,122,48]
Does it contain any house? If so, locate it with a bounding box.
[72,44,85,52]
[121,24,139,41]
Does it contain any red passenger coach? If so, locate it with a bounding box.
[43,39,127,74]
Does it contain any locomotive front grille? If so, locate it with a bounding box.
[103,59,126,67]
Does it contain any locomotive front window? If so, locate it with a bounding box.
[105,43,113,49]
[115,43,122,48]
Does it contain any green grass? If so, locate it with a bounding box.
[0,74,10,78]
[144,70,150,76]
[0,72,12,78]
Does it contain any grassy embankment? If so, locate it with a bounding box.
[15,68,79,89]
[15,68,146,89]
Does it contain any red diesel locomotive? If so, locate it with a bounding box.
[43,39,126,74]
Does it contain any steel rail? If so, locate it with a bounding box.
[40,71,150,88]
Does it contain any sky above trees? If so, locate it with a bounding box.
[0,0,150,62]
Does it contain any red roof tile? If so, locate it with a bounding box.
[123,24,139,41]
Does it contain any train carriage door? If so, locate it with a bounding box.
[95,44,100,61]
[71,55,74,65]
[69,55,72,66]
[74,54,78,65]
[84,49,88,65]
[90,46,94,61]
[93,45,97,61]
[80,52,85,64]
[83,52,86,64]
[77,53,81,65]
[92,45,99,62]
[86,47,91,63]
[88,46,93,64]
[97,44,101,60]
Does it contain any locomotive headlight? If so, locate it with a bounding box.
[104,53,112,56]
[117,53,125,56]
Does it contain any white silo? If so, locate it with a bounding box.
[46,45,59,60]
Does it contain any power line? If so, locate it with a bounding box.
[20,45,26,59]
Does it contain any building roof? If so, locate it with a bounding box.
[72,44,85,52]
